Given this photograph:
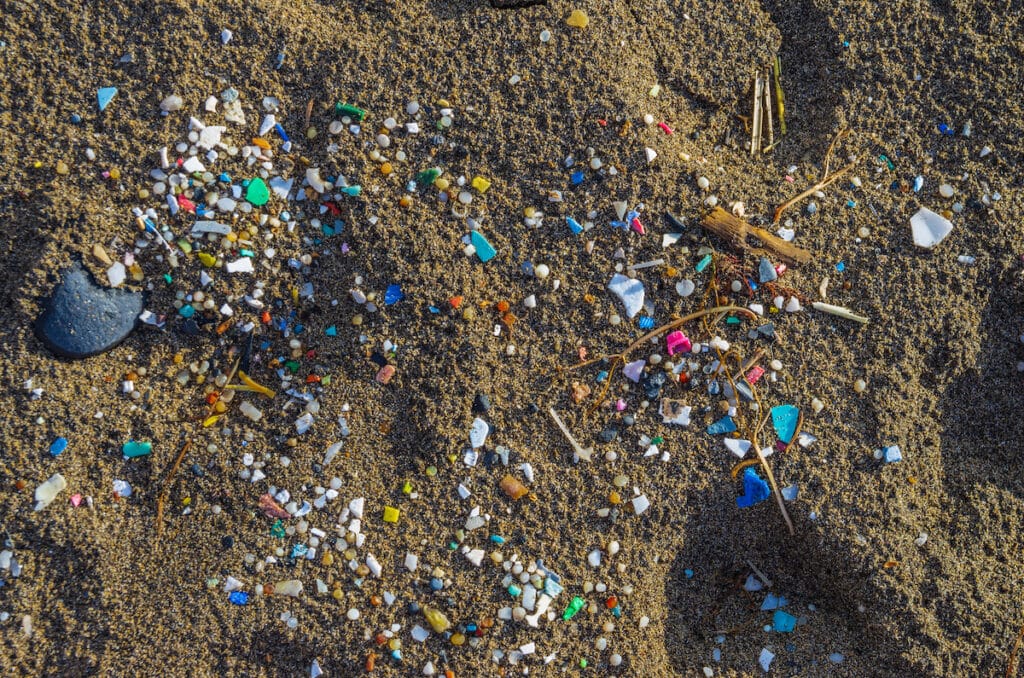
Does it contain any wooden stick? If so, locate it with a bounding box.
[771,161,856,224]
[773,56,786,136]
[751,73,764,155]
[763,67,774,150]
[701,207,812,266]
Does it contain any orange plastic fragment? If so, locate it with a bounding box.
[449,296,463,309]
[252,137,271,149]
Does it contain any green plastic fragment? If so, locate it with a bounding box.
[284,360,300,374]
[177,239,192,254]
[340,185,361,197]
[246,177,270,206]
[270,520,286,538]
[579,659,588,669]
[415,167,442,187]
[334,103,367,121]
[726,316,741,324]
[240,248,254,257]
[562,596,585,620]
[878,154,894,171]
[163,273,173,284]
[695,253,713,272]
[122,440,153,458]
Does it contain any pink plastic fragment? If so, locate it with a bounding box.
[615,398,627,412]
[70,494,83,507]
[658,121,674,135]
[177,195,197,213]
[745,366,765,384]
[784,175,795,183]
[630,217,645,235]
[665,331,692,356]
[775,263,787,277]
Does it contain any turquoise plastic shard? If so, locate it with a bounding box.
[97,87,118,111]
[471,231,497,263]
[771,404,799,444]
[772,610,796,632]
[122,440,152,458]
[706,416,737,435]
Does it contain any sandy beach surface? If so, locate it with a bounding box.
[1,0,1023,675]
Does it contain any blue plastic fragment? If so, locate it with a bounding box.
[471,231,497,263]
[274,123,290,142]
[50,437,68,457]
[70,113,82,124]
[696,254,713,272]
[937,123,954,136]
[771,404,799,444]
[773,610,797,632]
[489,534,505,544]
[761,593,789,610]
[596,370,609,382]
[570,170,585,185]
[384,284,404,305]
[97,87,117,112]
[610,220,628,230]
[707,416,738,435]
[179,304,195,319]
[428,305,440,314]
[566,216,583,234]
[883,445,902,463]
[684,569,694,579]
[835,261,846,272]
[228,591,250,605]
[543,577,564,597]
[340,185,361,196]
[736,467,770,508]
[638,316,655,330]
[290,543,308,559]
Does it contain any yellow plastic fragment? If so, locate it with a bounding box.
[225,371,276,398]
[383,506,400,523]
[566,9,589,28]
[471,176,491,193]
[202,415,221,428]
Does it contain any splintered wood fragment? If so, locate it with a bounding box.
[763,67,774,149]
[701,207,812,266]
[751,73,764,155]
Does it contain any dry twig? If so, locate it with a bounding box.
[773,129,856,223]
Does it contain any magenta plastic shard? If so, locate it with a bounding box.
[665,330,691,356]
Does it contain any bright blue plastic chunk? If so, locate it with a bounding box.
[736,467,770,508]
[570,170,585,185]
[384,284,404,305]
[773,610,797,632]
[50,437,68,457]
[771,404,799,444]
[471,231,497,263]
[707,416,737,435]
[696,254,712,272]
[566,216,583,234]
[97,87,117,112]
[325,325,337,336]
[228,591,249,605]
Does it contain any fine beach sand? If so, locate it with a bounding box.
[1,0,1023,675]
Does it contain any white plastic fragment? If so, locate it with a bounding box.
[469,418,490,448]
[659,399,691,426]
[225,257,254,273]
[631,494,651,515]
[724,438,752,458]
[404,552,419,572]
[190,220,232,236]
[910,207,953,249]
[107,262,127,287]
[259,114,276,137]
[607,273,645,318]
[160,94,183,112]
[365,553,382,578]
[34,473,67,511]
[220,28,233,45]
[323,442,342,467]
[644,147,658,163]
